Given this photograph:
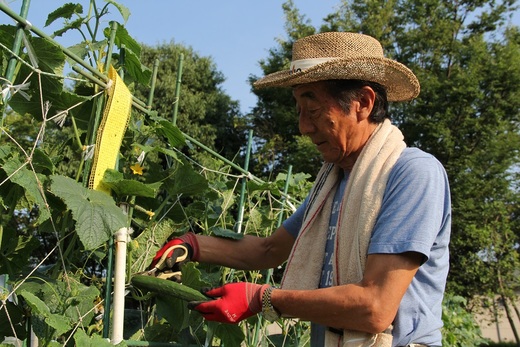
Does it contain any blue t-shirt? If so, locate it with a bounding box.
[283,147,451,347]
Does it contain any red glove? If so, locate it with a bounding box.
[189,282,269,323]
[150,232,199,269]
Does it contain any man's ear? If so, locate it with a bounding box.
[356,86,376,121]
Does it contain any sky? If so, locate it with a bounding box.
[2,0,338,114]
[2,1,519,114]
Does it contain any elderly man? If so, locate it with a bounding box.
[151,32,451,347]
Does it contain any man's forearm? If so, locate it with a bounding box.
[270,284,389,334]
[195,227,294,270]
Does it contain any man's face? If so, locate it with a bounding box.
[293,81,376,170]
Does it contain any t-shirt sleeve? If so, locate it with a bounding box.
[282,195,309,238]
[368,151,450,261]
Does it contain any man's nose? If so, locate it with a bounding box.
[298,111,315,135]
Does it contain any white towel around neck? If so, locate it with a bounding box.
[282,119,406,347]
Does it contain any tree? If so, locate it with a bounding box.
[383,0,520,310]
[134,42,246,162]
[248,0,320,178]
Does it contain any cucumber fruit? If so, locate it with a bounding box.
[131,275,210,302]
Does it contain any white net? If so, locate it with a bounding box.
[0,2,307,346]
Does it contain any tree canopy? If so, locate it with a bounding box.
[134,42,246,162]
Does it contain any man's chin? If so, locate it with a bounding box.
[320,151,341,164]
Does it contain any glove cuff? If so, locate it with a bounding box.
[179,232,200,261]
[249,284,270,314]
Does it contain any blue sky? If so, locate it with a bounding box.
[2,1,337,113]
[2,1,519,114]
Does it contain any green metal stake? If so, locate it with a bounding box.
[118,44,126,80]
[104,21,118,74]
[147,58,160,108]
[1,0,31,136]
[0,0,31,342]
[161,54,183,169]
[235,129,253,234]
[277,165,293,227]
[268,164,292,284]
[172,53,184,126]
[252,165,293,346]
[225,130,253,286]
[4,0,30,83]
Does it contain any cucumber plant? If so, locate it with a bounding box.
[0,1,312,346]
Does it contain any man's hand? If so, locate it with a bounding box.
[189,282,269,323]
[150,233,199,270]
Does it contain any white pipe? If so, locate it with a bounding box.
[111,227,130,344]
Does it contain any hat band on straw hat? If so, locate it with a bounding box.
[290,58,340,74]
[254,32,421,102]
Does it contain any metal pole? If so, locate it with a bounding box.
[102,236,114,338]
[235,129,253,233]
[1,0,31,136]
[4,0,31,83]
[104,21,118,73]
[252,164,293,345]
[147,59,160,108]
[172,54,184,126]
[277,165,293,227]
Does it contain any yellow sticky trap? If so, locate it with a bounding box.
[89,65,132,194]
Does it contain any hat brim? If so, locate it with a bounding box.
[253,57,420,102]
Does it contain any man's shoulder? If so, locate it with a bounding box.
[395,147,445,173]
[399,147,437,161]
[389,147,449,191]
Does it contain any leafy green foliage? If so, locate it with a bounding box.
[20,290,73,338]
[2,158,50,223]
[45,3,84,28]
[0,226,40,276]
[1,1,310,346]
[49,175,127,250]
[442,293,488,347]
[103,169,162,198]
[73,329,123,347]
[13,275,102,345]
[134,41,245,162]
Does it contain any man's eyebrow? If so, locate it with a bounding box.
[297,91,316,100]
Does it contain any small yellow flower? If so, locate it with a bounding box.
[130,163,144,175]
[146,210,155,219]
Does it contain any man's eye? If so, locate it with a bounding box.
[309,109,321,119]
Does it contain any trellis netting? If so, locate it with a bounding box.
[0,1,311,346]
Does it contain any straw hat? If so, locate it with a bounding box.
[254,32,420,102]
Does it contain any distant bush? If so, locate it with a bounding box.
[442,293,488,346]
